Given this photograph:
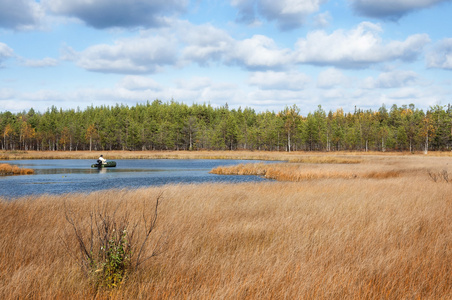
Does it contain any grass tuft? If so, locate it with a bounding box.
[0,163,34,175]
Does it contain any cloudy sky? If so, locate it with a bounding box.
[1,0,452,114]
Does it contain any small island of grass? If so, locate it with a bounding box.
[0,163,34,175]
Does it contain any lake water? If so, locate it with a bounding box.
[0,159,272,199]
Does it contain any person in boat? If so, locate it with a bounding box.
[97,155,107,165]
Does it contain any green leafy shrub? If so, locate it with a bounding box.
[90,228,131,289]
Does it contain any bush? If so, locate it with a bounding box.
[428,170,450,183]
[62,192,165,290]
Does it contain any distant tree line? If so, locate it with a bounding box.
[1,100,452,153]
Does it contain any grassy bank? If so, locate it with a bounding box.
[2,149,452,161]
[1,154,451,299]
[211,162,402,180]
[210,154,452,182]
[0,150,289,161]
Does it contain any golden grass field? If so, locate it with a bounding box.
[0,151,451,299]
[3,149,452,161]
[0,150,294,161]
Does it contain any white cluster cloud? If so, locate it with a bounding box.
[0,42,59,69]
[69,21,295,74]
[249,71,310,90]
[0,0,188,30]
[42,0,188,29]
[180,22,292,70]
[427,38,452,70]
[20,57,59,68]
[362,70,421,89]
[180,23,234,66]
[1,0,448,31]
[313,11,332,28]
[317,68,350,89]
[230,0,256,23]
[231,0,327,30]
[0,42,14,67]
[349,0,449,20]
[54,20,434,76]
[295,22,430,68]
[72,35,178,74]
[0,0,44,30]
[118,76,162,91]
[175,77,213,90]
[0,88,14,100]
[227,35,293,69]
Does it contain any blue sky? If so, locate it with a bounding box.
[1,0,452,114]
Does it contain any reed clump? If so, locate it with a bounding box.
[0,163,34,175]
[210,162,401,181]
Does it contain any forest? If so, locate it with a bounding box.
[1,100,452,152]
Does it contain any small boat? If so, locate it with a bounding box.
[91,161,117,168]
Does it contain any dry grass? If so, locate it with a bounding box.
[1,154,451,299]
[0,150,289,161]
[0,163,34,175]
[287,156,362,164]
[210,154,436,181]
[210,163,403,181]
[1,149,449,161]
[211,152,452,182]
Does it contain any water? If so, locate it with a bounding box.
[0,159,272,199]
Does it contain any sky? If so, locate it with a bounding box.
[1,0,452,114]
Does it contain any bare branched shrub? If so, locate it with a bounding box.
[428,170,450,183]
[442,169,449,182]
[61,192,166,290]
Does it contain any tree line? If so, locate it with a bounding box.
[1,100,452,153]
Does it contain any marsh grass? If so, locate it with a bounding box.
[1,149,447,161]
[0,150,289,161]
[0,163,34,175]
[0,155,451,299]
[287,156,362,164]
[210,162,402,181]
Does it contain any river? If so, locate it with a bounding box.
[0,159,272,199]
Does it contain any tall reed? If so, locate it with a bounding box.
[210,162,402,181]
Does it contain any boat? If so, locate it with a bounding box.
[91,161,117,168]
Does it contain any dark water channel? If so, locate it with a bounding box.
[0,159,273,199]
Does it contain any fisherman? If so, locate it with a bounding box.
[97,154,107,165]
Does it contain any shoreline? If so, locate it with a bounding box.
[2,149,452,161]
[2,153,452,201]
